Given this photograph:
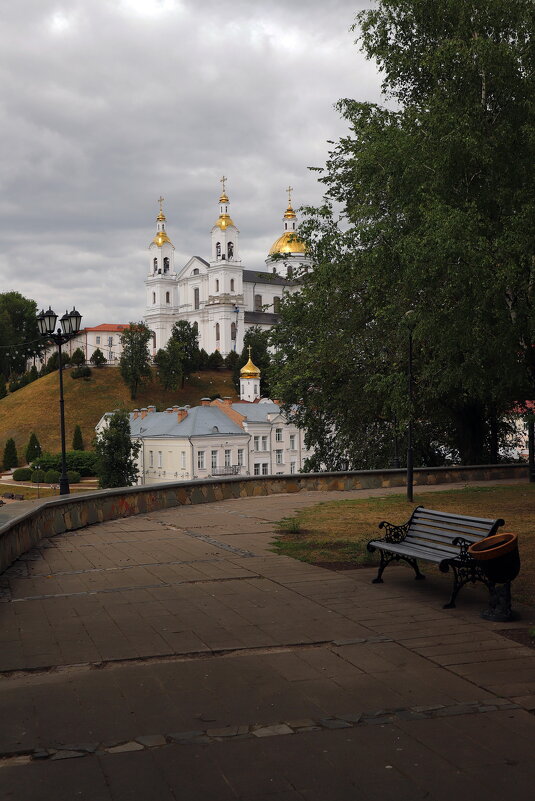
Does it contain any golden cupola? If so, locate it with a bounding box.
[214,175,236,230]
[152,196,174,248]
[268,186,306,256]
[240,349,261,379]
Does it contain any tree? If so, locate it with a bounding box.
[154,338,184,391]
[0,377,6,399]
[47,351,70,372]
[224,350,239,370]
[207,350,224,370]
[90,348,106,367]
[3,438,18,470]
[234,327,272,397]
[271,0,535,467]
[72,425,84,451]
[0,292,41,380]
[95,410,140,488]
[25,433,42,463]
[28,365,38,383]
[119,322,152,400]
[70,347,85,367]
[168,320,200,386]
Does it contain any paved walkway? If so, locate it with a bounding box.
[1,481,535,799]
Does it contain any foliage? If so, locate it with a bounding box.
[28,365,38,382]
[169,320,201,384]
[270,0,535,467]
[90,348,106,367]
[72,425,84,451]
[25,432,42,463]
[46,351,71,372]
[70,365,92,379]
[66,470,81,484]
[154,340,183,391]
[44,469,60,484]
[31,469,45,483]
[234,327,272,396]
[31,450,98,476]
[197,349,210,370]
[224,350,239,370]
[70,348,86,367]
[0,292,41,380]
[119,322,152,400]
[13,467,32,481]
[94,409,140,488]
[0,377,6,399]
[207,350,224,370]
[3,438,18,470]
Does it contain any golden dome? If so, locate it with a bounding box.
[240,356,261,379]
[214,213,236,230]
[283,203,296,220]
[157,210,166,221]
[268,231,306,256]
[152,231,173,247]
[219,191,229,203]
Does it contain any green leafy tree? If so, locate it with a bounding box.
[234,327,272,397]
[46,351,70,372]
[72,425,84,451]
[28,365,38,382]
[119,322,152,400]
[224,350,239,370]
[207,350,224,370]
[154,338,184,391]
[3,438,18,470]
[0,377,6,399]
[25,433,42,463]
[0,292,41,380]
[197,348,210,370]
[90,348,106,367]
[168,320,200,386]
[95,410,140,488]
[70,347,85,367]
[271,0,535,467]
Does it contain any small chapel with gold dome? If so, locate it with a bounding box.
[144,181,310,356]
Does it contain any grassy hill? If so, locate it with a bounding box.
[0,367,238,458]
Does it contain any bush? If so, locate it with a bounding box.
[3,438,18,470]
[207,350,224,369]
[31,469,45,483]
[32,450,98,477]
[66,470,81,484]
[71,365,92,379]
[44,469,60,484]
[13,467,32,481]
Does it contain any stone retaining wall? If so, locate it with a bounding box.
[0,464,527,574]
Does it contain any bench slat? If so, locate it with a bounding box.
[410,517,493,537]
[369,540,452,563]
[412,507,499,526]
[408,524,485,543]
[404,535,460,554]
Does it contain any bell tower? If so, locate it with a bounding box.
[144,197,179,353]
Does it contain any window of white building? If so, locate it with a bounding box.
[224,449,231,467]
[158,451,162,468]
[96,336,100,344]
[262,463,269,475]
[149,451,154,467]
[254,463,260,476]
[261,436,268,451]
[275,428,282,442]
[211,450,218,470]
[237,449,244,466]
[290,462,296,474]
[180,451,186,468]
[253,436,260,451]
[275,450,283,465]
[289,434,296,450]
[197,451,205,469]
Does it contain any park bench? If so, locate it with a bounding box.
[367,506,505,609]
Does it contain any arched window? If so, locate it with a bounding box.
[216,279,219,292]
[254,294,262,312]
[227,242,234,259]
[285,223,287,230]
[166,291,170,304]
[215,323,220,342]
[152,292,156,304]
[194,287,200,310]
[230,279,235,292]
[231,322,236,340]
[193,321,198,333]
[153,258,158,272]
[273,296,281,313]
[163,257,169,272]
[192,268,199,276]
[216,242,221,258]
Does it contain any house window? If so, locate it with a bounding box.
[149,451,154,468]
[254,294,262,312]
[230,279,235,291]
[108,336,113,346]
[216,279,219,292]
[261,435,268,451]
[192,268,199,276]
[254,463,261,476]
[193,321,198,333]
[152,292,156,304]
[215,323,220,342]
[158,451,162,468]
[163,257,169,272]
[289,434,296,450]
[253,436,260,451]
[194,288,200,310]
[231,322,236,341]
[237,449,244,466]
[166,291,170,304]
[275,428,282,442]
[275,450,283,465]
[273,296,281,313]
[255,384,259,395]
[153,257,158,272]
[262,463,269,475]
[224,449,231,467]
[228,242,234,259]
[197,451,205,469]
[180,451,186,468]
[216,242,221,258]
[96,336,100,345]
[290,461,296,474]
[211,450,218,470]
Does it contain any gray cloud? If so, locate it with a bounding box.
[0,1,380,325]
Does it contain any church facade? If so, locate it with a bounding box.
[143,182,310,356]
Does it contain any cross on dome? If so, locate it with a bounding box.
[219,175,229,203]
[157,195,166,221]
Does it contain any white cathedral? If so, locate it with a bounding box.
[143,180,310,356]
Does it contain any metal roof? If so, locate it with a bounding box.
[130,406,246,438]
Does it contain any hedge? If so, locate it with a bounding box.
[66,470,81,484]
[13,467,32,482]
[31,450,98,476]
[31,470,46,483]
[45,469,61,484]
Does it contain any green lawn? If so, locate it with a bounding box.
[272,484,535,605]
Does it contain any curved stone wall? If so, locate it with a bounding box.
[0,464,528,573]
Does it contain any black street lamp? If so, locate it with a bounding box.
[404,311,416,503]
[36,306,82,495]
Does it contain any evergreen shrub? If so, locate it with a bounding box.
[45,469,61,484]
[31,469,45,483]
[32,450,98,476]
[13,467,32,481]
[66,470,81,484]
[71,365,91,379]
[3,438,18,470]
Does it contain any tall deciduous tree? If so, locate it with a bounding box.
[154,338,184,391]
[271,0,535,467]
[95,410,140,488]
[119,323,152,400]
[169,320,200,386]
[0,292,41,380]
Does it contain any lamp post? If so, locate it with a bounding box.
[404,311,416,503]
[36,306,82,495]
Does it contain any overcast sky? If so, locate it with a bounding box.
[0,1,381,327]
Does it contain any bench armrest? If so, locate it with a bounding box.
[376,519,410,544]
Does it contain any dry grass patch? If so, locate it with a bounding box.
[273,484,535,605]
